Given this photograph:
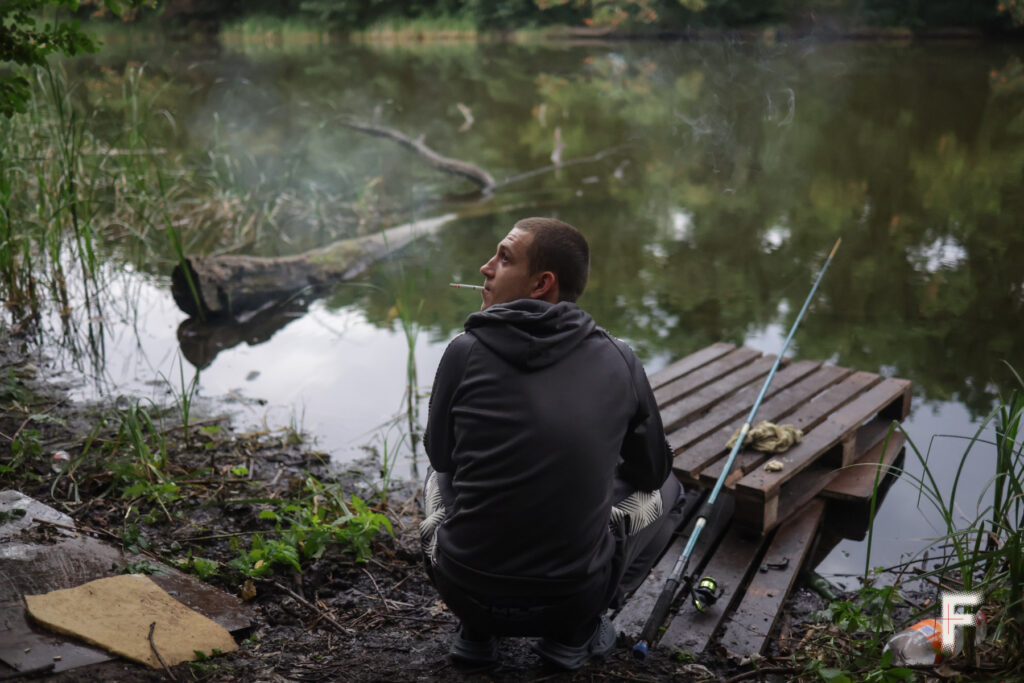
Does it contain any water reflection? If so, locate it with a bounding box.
[29,36,1024,574]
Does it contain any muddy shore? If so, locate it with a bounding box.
[0,339,936,682]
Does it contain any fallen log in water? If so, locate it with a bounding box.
[170,213,457,320]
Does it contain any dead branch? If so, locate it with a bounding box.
[340,118,495,192]
[494,144,629,190]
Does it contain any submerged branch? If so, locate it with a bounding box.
[340,118,496,192]
[494,144,630,190]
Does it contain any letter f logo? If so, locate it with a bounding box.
[941,591,981,653]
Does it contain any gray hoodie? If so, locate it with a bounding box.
[425,299,672,585]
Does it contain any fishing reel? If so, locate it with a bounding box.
[691,575,724,613]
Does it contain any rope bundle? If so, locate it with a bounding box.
[726,420,803,453]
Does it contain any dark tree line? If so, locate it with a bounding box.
[122,0,1024,33]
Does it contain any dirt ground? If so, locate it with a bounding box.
[0,340,926,683]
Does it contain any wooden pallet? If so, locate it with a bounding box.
[612,343,912,658]
[655,343,911,534]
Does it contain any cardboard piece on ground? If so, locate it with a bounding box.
[1,492,251,674]
[25,574,238,669]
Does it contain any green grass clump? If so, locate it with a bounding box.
[229,475,393,578]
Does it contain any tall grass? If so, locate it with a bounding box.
[867,367,1024,661]
[0,62,375,343]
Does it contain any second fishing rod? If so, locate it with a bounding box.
[632,237,842,659]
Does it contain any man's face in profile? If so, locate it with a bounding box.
[478,227,536,310]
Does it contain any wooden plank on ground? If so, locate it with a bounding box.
[613,494,735,640]
[659,355,778,434]
[674,364,846,483]
[718,499,825,658]
[821,431,906,502]
[658,523,769,655]
[648,343,735,391]
[668,360,821,457]
[611,490,705,636]
[654,347,762,411]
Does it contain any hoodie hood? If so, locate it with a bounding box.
[464,299,596,370]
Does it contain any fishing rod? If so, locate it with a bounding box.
[632,237,842,660]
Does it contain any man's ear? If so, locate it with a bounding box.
[529,271,559,303]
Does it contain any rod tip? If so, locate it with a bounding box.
[828,237,842,259]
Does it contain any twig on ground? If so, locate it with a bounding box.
[148,621,178,682]
[723,666,797,682]
[272,581,355,634]
[363,567,390,612]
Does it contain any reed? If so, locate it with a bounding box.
[0,61,373,341]
[864,366,1024,659]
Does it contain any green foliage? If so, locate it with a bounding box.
[2,428,43,481]
[11,428,43,461]
[120,521,151,554]
[0,0,148,118]
[300,0,440,30]
[804,580,914,681]
[991,380,1024,638]
[0,1,96,117]
[118,559,165,575]
[230,534,302,577]
[176,552,220,579]
[813,581,903,634]
[229,476,393,578]
[107,401,181,519]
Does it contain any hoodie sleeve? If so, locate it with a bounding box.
[425,334,474,474]
[613,338,673,491]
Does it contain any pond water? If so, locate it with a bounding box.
[38,35,1024,582]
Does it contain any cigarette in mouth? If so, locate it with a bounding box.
[449,283,485,291]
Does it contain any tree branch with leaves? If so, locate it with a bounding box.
[0,0,147,118]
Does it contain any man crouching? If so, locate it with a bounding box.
[420,217,688,670]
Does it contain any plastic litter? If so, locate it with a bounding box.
[883,614,986,666]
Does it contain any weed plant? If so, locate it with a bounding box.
[1,62,383,344]
[793,368,1024,681]
[229,475,393,578]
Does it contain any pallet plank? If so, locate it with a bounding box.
[616,346,914,657]
[659,355,778,433]
[668,360,821,457]
[658,524,770,655]
[648,343,736,391]
[694,366,862,486]
[735,417,904,534]
[674,364,846,482]
[718,500,825,658]
[610,489,705,638]
[735,378,913,500]
[614,494,735,639]
[822,431,906,502]
[654,347,763,411]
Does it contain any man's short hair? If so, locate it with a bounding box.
[514,217,590,303]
